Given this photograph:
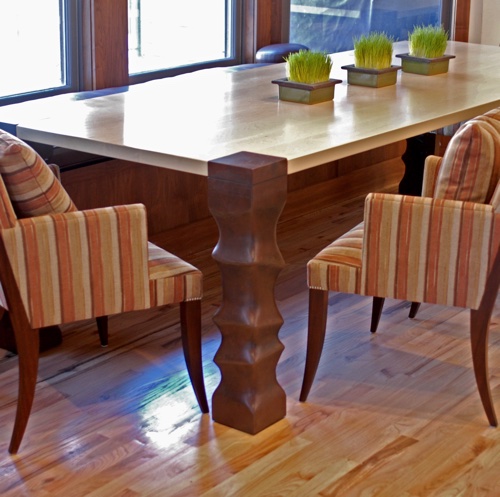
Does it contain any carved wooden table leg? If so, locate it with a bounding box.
[207,152,287,434]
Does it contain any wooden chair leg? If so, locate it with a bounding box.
[300,288,329,402]
[0,240,43,453]
[180,300,209,413]
[409,302,421,319]
[470,308,497,427]
[370,297,385,333]
[469,252,500,427]
[9,321,40,454]
[96,316,109,347]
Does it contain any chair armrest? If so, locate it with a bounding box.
[361,193,500,310]
[421,155,442,197]
[0,204,151,328]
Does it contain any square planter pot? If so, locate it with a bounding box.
[272,78,342,105]
[341,65,400,88]
[395,53,456,75]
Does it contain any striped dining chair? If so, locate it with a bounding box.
[0,129,209,454]
[300,108,500,425]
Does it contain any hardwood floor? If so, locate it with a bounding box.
[1,159,499,496]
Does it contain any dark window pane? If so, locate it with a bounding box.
[290,0,444,53]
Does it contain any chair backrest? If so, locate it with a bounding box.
[0,175,17,230]
[0,129,77,220]
[0,129,79,313]
[432,108,500,205]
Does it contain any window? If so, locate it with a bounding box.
[289,0,452,53]
[0,0,78,105]
[0,1,240,106]
[128,0,238,79]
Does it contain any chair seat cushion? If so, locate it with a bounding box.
[148,242,202,306]
[0,129,77,217]
[307,222,364,294]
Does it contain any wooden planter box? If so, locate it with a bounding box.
[395,53,456,75]
[341,65,400,88]
[272,78,342,105]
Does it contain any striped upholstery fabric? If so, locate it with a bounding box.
[307,222,363,293]
[0,129,77,217]
[0,175,18,310]
[490,182,500,213]
[476,107,500,127]
[0,174,17,229]
[433,120,500,203]
[0,204,151,328]
[482,105,500,214]
[361,193,499,310]
[0,205,8,309]
[421,155,443,198]
[473,115,500,134]
[148,242,202,306]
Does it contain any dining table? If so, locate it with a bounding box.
[1,40,500,435]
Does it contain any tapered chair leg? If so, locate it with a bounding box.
[180,300,209,413]
[370,297,385,333]
[470,308,497,427]
[300,289,329,402]
[9,322,40,454]
[409,302,421,319]
[96,316,109,347]
[469,252,500,427]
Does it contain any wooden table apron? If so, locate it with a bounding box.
[1,41,500,434]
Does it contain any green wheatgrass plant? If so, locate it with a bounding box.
[285,50,333,84]
[353,32,394,70]
[408,25,449,58]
